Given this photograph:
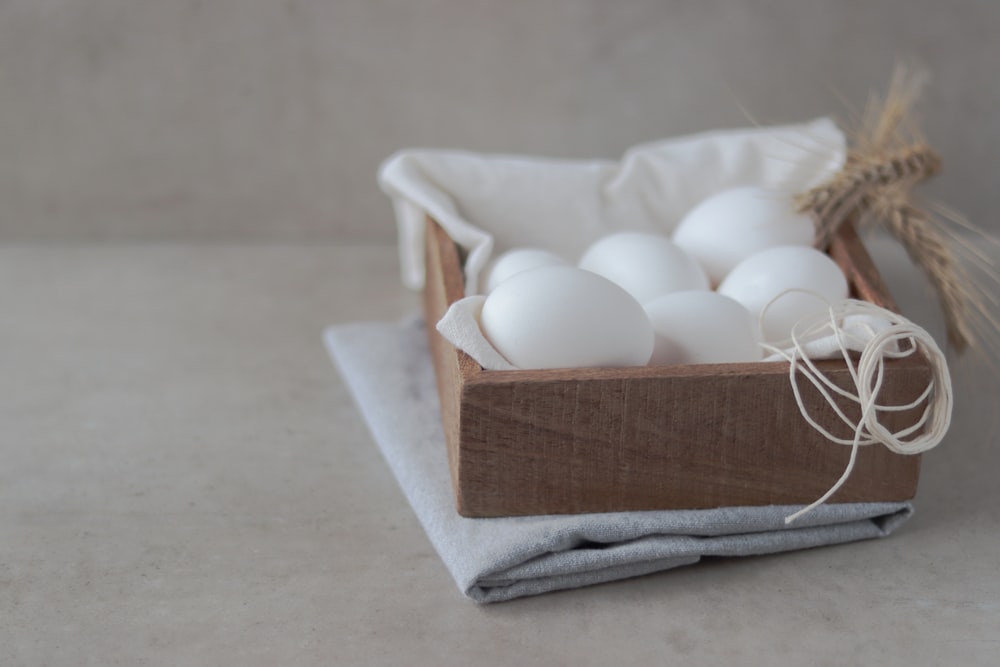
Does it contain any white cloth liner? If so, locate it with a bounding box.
[435,295,517,371]
[378,118,867,370]
[378,117,845,294]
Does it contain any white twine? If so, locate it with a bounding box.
[758,291,953,524]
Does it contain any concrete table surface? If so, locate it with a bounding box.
[1,241,997,666]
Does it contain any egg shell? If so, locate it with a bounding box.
[479,265,654,370]
[481,247,568,293]
[717,245,849,343]
[578,231,709,305]
[673,186,815,285]
[643,291,762,365]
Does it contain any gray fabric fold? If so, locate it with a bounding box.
[324,317,913,603]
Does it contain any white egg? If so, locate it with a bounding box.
[481,247,568,293]
[479,265,654,369]
[673,186,815,285]
[643,291,762,365]
[578,231,709,305]
[717,245,849,343]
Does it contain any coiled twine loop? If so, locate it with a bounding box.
[760,294,952,524]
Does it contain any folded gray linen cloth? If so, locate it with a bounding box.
[324,317,913,603]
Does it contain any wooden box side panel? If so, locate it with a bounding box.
[459,363,925,516]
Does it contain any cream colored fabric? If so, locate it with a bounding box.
[380,119,849,369]
[378,118,845,294]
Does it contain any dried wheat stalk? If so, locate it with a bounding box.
[795,66,998,354]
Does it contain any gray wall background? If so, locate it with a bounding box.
[2,1,997,243]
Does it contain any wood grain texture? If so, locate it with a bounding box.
[423,218,925,517]
[421,218,467,497]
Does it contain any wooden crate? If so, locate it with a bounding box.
[422,217,927,517]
